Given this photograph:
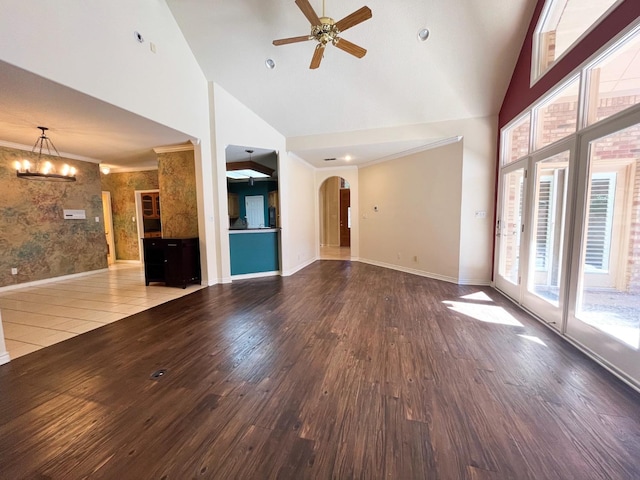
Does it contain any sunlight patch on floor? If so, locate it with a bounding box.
[442,300,524,327]
[518,334,548,347]
[459,291,494,302]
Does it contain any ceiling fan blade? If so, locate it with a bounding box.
[273,35,312,46]
[295,0,321,26]
[335,6,372,33]
[310,44,325,69]
[334,37,367,58]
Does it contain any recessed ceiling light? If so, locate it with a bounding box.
[265,58,276,69]
[345,155,352,161]
[418,28,430,42]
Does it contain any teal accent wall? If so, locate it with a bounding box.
[229,231,279,275]
[228,181,277,224]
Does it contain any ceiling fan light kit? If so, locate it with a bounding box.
[273,0,372,69]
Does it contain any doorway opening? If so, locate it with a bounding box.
[134,189,162,263]
[319,176,351,260]
[101,191,116,266]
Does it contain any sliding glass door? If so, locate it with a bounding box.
[567,115,640,382]
[495,161,527,300]
[495,25,640,387]
[521,144,573,329]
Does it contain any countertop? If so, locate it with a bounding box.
[228,228,279,234]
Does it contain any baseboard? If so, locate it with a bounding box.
[457,278,492,286]
[357,258,460,284]
[231,271,281,281]
[0,351,10,366]
[115,260,141,264]
[0,268,110,293]
[281,257,318,277]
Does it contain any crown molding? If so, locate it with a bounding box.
[358,136,463,168]
[153,143,194,154]
[0,139,102,164]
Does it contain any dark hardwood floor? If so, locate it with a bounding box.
[1,261,639,479]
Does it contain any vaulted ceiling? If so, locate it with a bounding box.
[168,0,535,138]
[0,0,537,169]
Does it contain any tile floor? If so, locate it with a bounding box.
[0,263,203,360]
[319,245,351,260]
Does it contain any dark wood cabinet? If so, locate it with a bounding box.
[143,238,201,288]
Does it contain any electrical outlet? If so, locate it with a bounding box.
[397,253,401,260]
[11,268,17,275]
[413,255,418,262]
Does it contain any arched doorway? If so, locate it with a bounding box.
[319,176,351,260]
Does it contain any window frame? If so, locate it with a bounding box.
[530,0,625,86]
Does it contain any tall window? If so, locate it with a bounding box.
[532,0,621,82]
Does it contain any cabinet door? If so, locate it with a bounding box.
[142,192,161,219]
[154,194,161,219]
[142,194,154,217]
[228,193,239,218]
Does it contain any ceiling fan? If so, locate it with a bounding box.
[273,0,372,69]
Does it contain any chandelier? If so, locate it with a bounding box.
[15,127,77,182]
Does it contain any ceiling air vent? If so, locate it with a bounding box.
[324,158,337,162]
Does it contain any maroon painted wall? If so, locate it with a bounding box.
[499,0,640,128]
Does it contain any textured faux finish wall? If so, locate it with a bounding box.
[158,150,199,238]
[0,146,107,287]
[100,170,158,260]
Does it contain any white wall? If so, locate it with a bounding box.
[458,118,497,285]
[210,83,316,281]
[281,154,317,276]
[0,0,208,139]
[359,141,463,282]
[292,116,497,285]
[0,0,218,286]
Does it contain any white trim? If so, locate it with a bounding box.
[231,270,280,281]
[0,269,109,293]
[359,136,463,168]
[110,165,158,173]
[153,143,195,154]
[500,111,532,165]
[115,259,142,264]
[530,0,626,87]
[0,352,10,366]
[357,258,460,284]
[0,139,102,164]
[281,256,317,277]
[515,17,640,126]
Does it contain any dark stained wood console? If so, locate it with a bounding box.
[143,237,201,288]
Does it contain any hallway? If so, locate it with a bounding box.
[0,263,202,359]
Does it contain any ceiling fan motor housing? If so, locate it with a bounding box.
[312,17,338,45]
